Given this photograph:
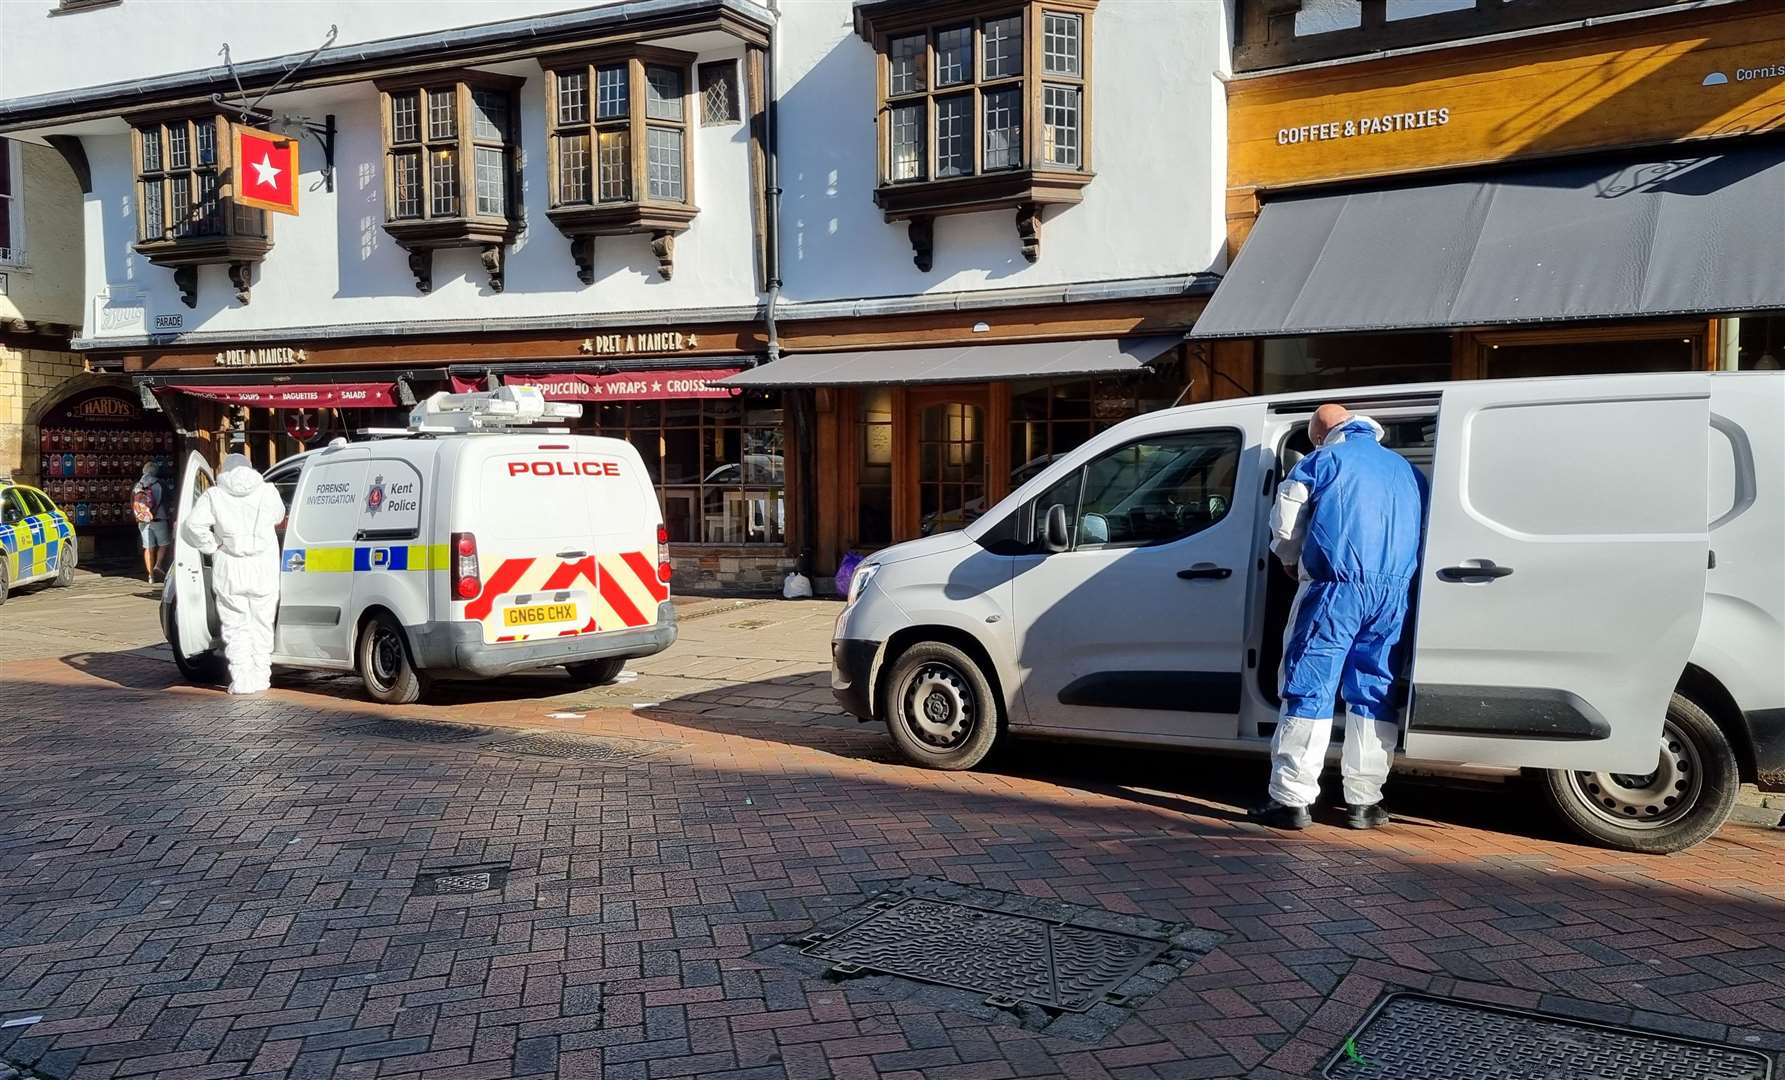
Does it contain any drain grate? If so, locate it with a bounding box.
[490,731,671,765]
[338,719,495,744]
[413,864,509,897]
[1327,994,1774,1080]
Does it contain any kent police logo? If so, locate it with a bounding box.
[282,550,306,572]
[366,475,386,516]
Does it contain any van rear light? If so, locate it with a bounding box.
[656,524,672,583]
[451,531,481,600]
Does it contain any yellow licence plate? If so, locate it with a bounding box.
[503,602,578,627]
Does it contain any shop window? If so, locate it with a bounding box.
[586,395,784,545]
[1259,333,1452,394]
[857,0,1097,270]
[376,72,522,294]
[0,138,20,264]
[130,111,270,307]
[236,409,305,472]
[918,402,985,536]
[857,389,895,546]
[1482,335,1696,380]
[542,46,698,283]
[1008,369,1181,489]
[1731,316,1785,370]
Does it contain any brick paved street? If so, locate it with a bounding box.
[2,576,1783,1079]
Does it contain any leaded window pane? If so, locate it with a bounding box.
[140,128,162,172]
[645,65,684,121]
[472,88,509,140]
[391,91,421,143]
[139,181,163,240]
[195,121,216,166]
[235,204,266,237]
[428,89,457,140]
[888,35,925,96]
[935,93,972,178]
[646,126,684,201]
[1043,84,1081,167]
[391,150,422,218]
[598,130,630,201]
[166,124,188,169]
[983,15,1022,78]
[1043,13,1081,76]
[983,87,1022,170]
[596,65,629,120]
[474,147,507,215]
[557,134,591,204]
[429,148,458,216]
[196,171,221,234]
[935,25,972,87]
[169,175,191,236]
[557,71,588,125]
[889,103,924,182]
[699,61,739,125]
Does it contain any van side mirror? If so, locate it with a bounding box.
[1042,503,1072,553]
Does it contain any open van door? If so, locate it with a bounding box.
[169,452,221,663]
[1406,374,1710,773]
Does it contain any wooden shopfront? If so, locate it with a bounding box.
[1202,2,1785,392]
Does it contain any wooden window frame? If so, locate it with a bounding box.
[858,0,1097,270]
[541,44,699,285]
[127,109,271,309]
[375,70,523,295]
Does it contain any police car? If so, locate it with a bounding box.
[163,387,678,702]
[0,476,77,604]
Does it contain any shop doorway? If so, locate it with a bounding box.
[34,386,177,563]
[911,391,988,537]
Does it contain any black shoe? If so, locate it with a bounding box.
[1345,803,1390,830]
[1248,800,1312,831]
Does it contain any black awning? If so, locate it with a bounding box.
[714,335,1182,388]
[1191,145,1785,338]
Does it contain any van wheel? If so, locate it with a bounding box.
[883,642,1001,771]
[358,613,429,705]
[166,595,226,685]
[565,657,626,686]
[1542,693,1739,854]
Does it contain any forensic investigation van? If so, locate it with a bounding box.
[831,372,1785,853]
[163,387,677,703]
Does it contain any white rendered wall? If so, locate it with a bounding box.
[773,0,1228,302]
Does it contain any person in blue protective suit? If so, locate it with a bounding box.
[1249,404,1428,831]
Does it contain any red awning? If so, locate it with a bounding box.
[166,383,398,408]
[498,369,742,401]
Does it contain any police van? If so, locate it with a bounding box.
[832,372,1785,854]
[162,387,677,703]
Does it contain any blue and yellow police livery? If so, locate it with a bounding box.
[0,478,77,604]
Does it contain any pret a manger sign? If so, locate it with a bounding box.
[232,126,300,215]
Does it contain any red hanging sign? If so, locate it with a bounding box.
[168,383,396,408]
[233,125,300,215]
[501,369,742,401]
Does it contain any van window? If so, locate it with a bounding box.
[292,459,371,544]
[482,448,653,542]
[1037,430,1242,551]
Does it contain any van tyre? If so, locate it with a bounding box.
[359,613,429,705]
[566,657,626,686]
[883,641,1001,771]
[1543,692,1739,854]
[166,594,226,685]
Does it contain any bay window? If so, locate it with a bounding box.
[376,72,522,294]
[130,111,270,308]
[858,0,1097,270]
[542,45,698,284]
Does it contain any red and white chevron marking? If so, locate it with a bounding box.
[462,550,668,644]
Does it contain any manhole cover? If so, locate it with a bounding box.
[804,896,1168,1012]
[338,719,495,744]
[490,731,670,764]
[413,864,509,896]
[1327,994,1774,1080]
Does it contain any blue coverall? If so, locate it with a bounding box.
[1267,416,1428,809]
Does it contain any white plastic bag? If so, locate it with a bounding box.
[782,572,813,600]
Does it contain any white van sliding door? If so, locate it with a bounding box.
[1407,375,1710,773]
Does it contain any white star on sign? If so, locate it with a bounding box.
[252,153,282,188]
[652,381,663,393]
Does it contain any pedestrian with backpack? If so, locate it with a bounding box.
[132,461,171,583]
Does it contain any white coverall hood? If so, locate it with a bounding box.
[180,456,286,694]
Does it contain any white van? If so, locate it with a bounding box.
[832,372,1785,853]
[162,388,677,703]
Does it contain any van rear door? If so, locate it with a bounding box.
[169,452,219,660]
[1406,374,1711,773]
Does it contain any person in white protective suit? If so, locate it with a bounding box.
[180,454,285,694]
[1249,404,1427,832]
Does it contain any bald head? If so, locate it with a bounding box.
[1309,403,1352,446]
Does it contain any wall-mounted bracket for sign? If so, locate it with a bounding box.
[210,25,341,193]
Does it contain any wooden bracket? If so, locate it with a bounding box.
[172,266,198,309]
[650,231,675,280]
[1015,203,1041,263]
[227,261,253,305]
[480,244,506,293]
[405,248,433,294]
[569,235,596,285]
[908,217,934,272]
